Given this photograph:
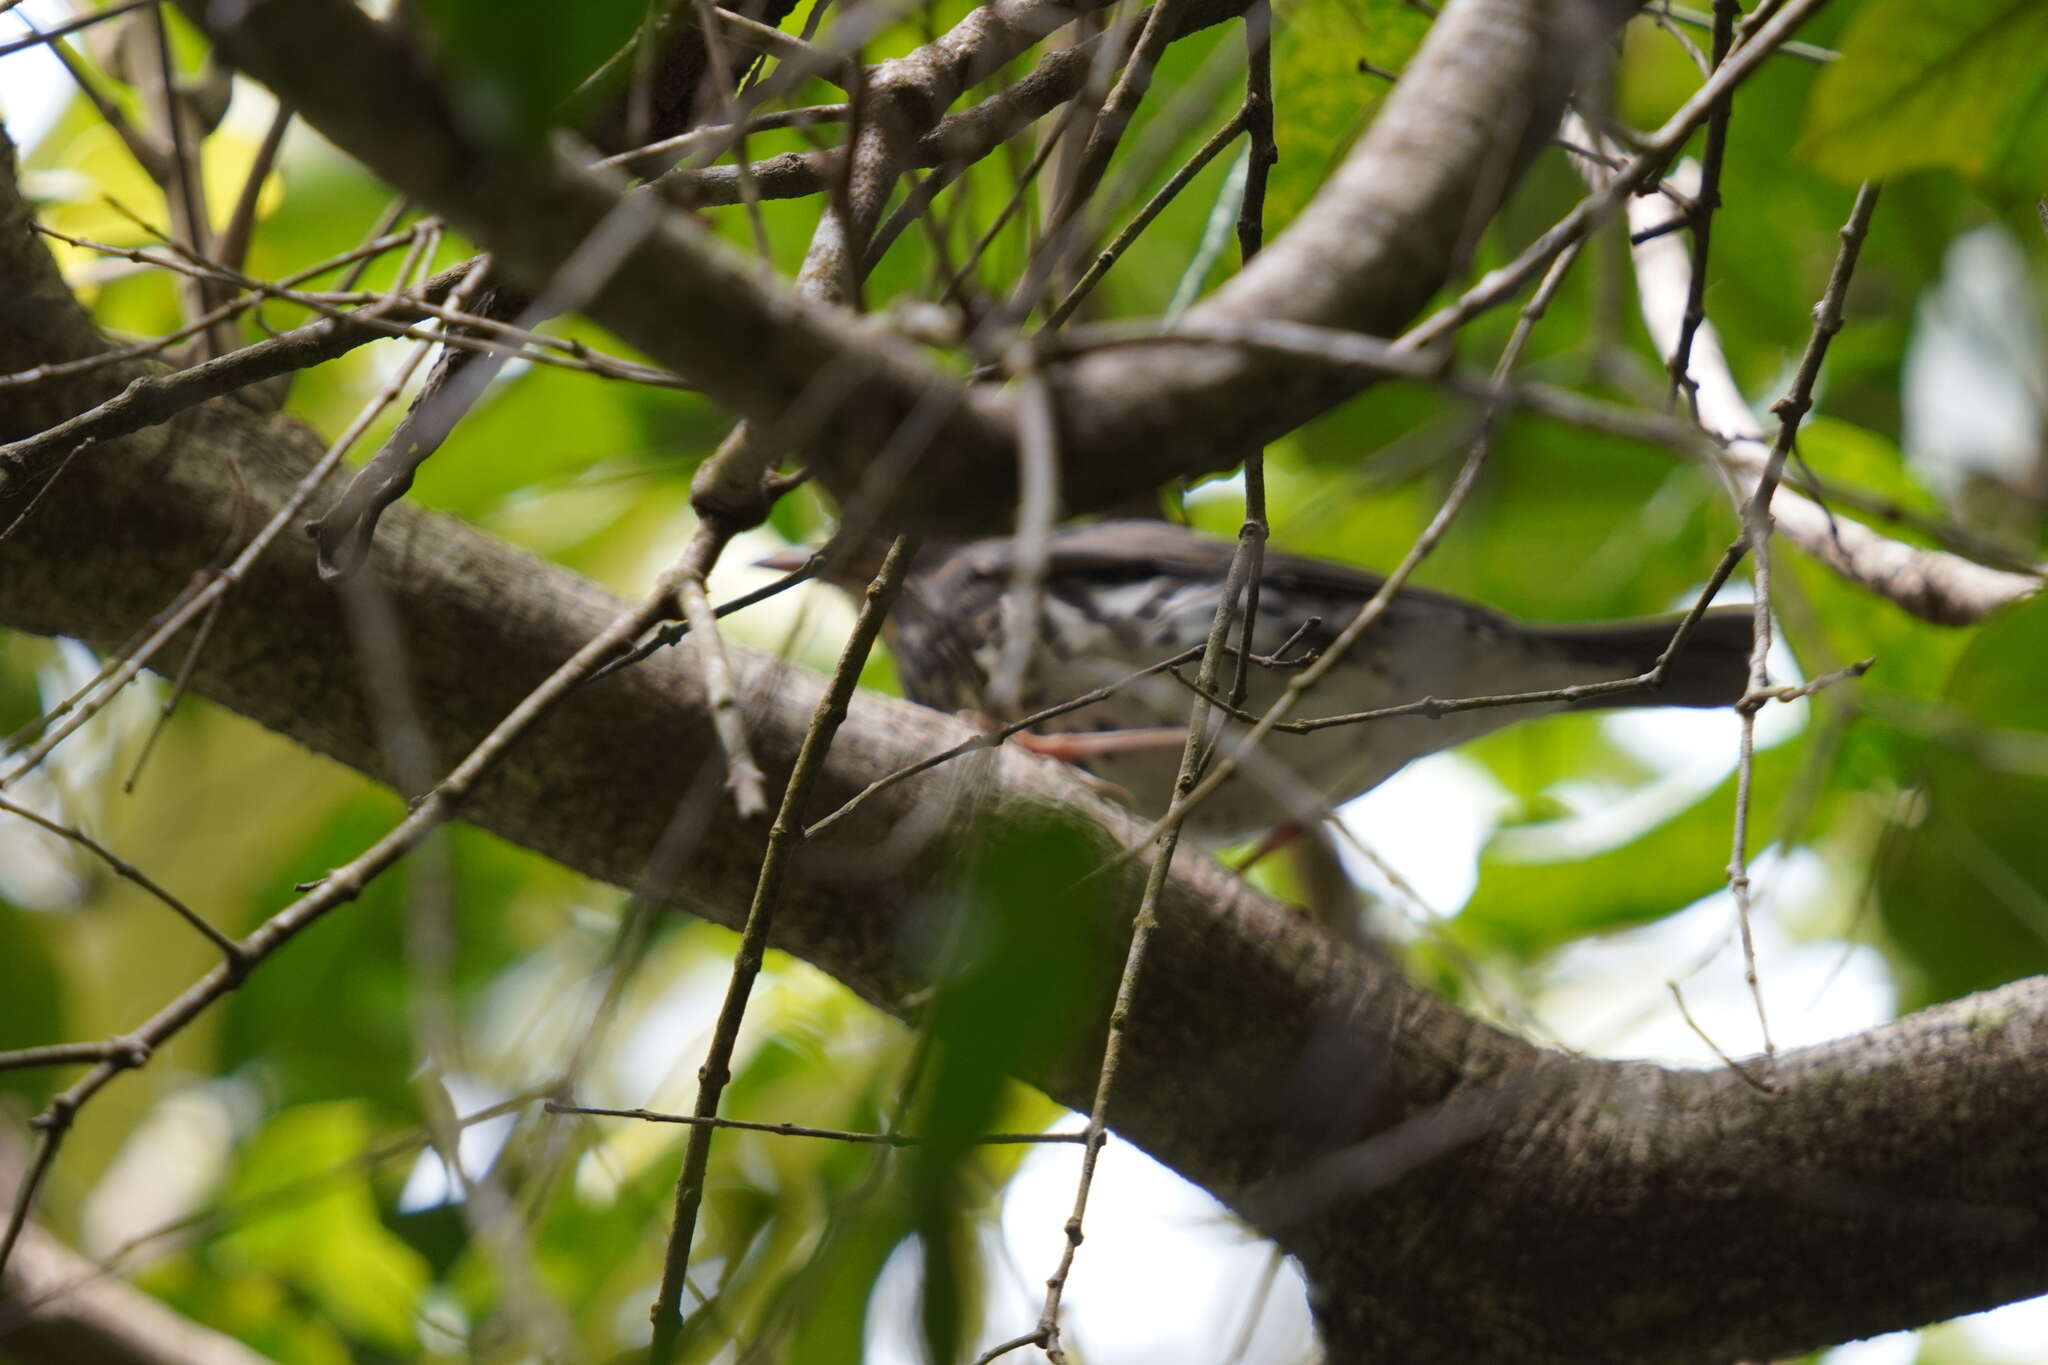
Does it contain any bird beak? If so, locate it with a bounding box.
[753,546,815,574]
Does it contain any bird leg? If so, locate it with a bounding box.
[1007,727,1190,760]
[955,714,1191,808]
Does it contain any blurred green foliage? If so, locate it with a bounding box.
[1801,0,2048,197]
[413,0,649,146]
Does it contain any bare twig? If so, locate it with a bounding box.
[1235,1,1275,263]
[676,554,770,818]
[545,1102,1088,1147]
[648,536,917,1364]
[990,358,1062,710]
[0,1040,150,1074]
[1,244,476,788]
[1043,104,1248,330]
[0,538,728,1279]
[0,794,237,959]
[1048,0,1197,233]
[1668,982,1775,1093]
[1405,0,1831,350]
[1665,0,1739,413]
[1724,181,1884,1070]
[1015,452,1276,1363]
[0,0,158,61]
[215,103,293,276]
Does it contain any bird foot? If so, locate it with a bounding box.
[955,713,1179,807]
[1008,726,1189,761]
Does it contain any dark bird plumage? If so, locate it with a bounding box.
[798,521,1755,841]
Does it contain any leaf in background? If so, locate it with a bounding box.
[413,0,648,146]
[892,810,1127,1362]
[1901,225,2047,504]
[1877,593,2048,1005]
[1800,0,2048,192]
[1798,417,1947,522]
[217,1102,431,1352]
[0,900,64,1100]
[1457,743,1800,959]
[1266,0,1427,233]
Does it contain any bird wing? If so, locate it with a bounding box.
[948,520,1507,630]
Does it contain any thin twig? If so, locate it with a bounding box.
[1666,982,1775,1092]
[676,554,770,819]
[0,794,239,959]
[14,6,168,181]
[1127,399,1500,843]
[0,224,431,390]
[1760,657,1874,704]
[586,553,821,685]
[695,0,776,259]
[592,103,850,173]
[802,642,1210,842]
[942,98,1088,308]
[1404,0,1831,351]
[1665,0,1739,414]
[215,102,293,276]
[0,545,724,1280]
[648,536,917,1365]
[545,1102,1088,1147]
[144,5,231,359]
[1043,104,1248,330]
[1,248,476,788]
[1048,0,1197,233]
[990,355,1061,710]
[1235,0,1275,263]
[0,1039,150,1075]
[0,575,211,749]
[1100,241,1588,844]
[1018,472,1273,1364]
[1724,181,1884,1070]
[21,221,687,385]
[0,0,157,62]
[1659,2,1836,62]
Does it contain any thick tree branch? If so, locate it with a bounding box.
[173,0,1642,537]
[0,1219,275,1365]
[174,0,1010,505]
[0,1124,271,1365]
[4,150,2048,1362]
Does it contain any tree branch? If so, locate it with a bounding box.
[0,1218,276,1365]
[174,0,1645,536]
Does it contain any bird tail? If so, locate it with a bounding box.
[1539,605,1756,710]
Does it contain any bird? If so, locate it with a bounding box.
[768,520,1756,843]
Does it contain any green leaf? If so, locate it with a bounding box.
[1266,1,1428,234]
[892,812,1125,1360]
[414,0,650,146]
[1877,593,2048,1004]
[1457,743,1801,958]
[218,1102,431,1351]
[1800,0,2048,192]
[1797,417,1945,522]
[0,900,64,1101]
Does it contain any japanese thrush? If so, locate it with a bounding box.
[777,520,1755,841]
